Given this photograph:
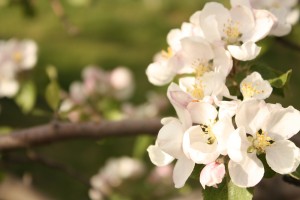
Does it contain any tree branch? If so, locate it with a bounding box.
[0,118,162,151]
[275,37,300,52]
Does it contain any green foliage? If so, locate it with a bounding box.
[15,80,37,113]
[203,174,253,200]
[250,64,292,97]
[290,165,300,180]
[45,66,61,111]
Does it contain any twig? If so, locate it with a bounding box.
[0,118,162,151]
[49,0,79,35]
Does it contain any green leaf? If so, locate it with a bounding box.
[203,174,253,200]
[289,165,300,180]
[250,64,280,80]
[268,69,292,89]
[45,80,61,111]
[15,80,37,113]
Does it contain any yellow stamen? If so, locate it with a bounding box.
[241,82,264,98]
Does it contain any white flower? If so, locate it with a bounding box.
[147,83,195,188]
[200,162,226,189]
[183,102,235,164]
[179,37,232,77]
[249,0,299,36]
[240,71,272,100]
[0,39,38,71]
[197,2,275,61]
[228,99,300,187]
[179,72,232,101]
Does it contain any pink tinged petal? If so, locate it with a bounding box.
[173,157,195,188]
[147,145,174,167]
[213,116,235,155]
[200,162,225,189]
[240,71,273,100]
[266,140,299,174]
[187,102,218,125]
[169,91,193,108]
[228,153,264,187]
[264,106,300,140]
[249,9,276,42]
[167,83,193,129]
[227,41,261,61]
[183,126,219,164]
[227,127,250,162]
[157,119,184,159]
[235,99,269,135]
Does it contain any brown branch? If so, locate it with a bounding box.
[0,118,162,151]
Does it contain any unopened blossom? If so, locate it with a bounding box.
[197,2,275,61]
[109,67,134,100]
[240,71,272,100]
[200,162,226,189]
[228,100,300,187]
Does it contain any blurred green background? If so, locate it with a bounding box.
[0,0,300,199]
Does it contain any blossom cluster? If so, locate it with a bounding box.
[0,39,38,97]
[60,65,134,122]
[147,0,300,189]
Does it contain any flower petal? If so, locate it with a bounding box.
[187,101,218,125]
[147,144,174,167]
[228,41,261,61]
[264,106,300,140]
[157,119,184,159]
[266,140,299,174]
[228,153,264,187]
[173,157,195,188]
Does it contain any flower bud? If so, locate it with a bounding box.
[200,162,225,189]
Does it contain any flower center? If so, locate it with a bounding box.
[161,47,173,59]
[12,51,23,63]
[200,124,216,145]
[188,81,204,100]
[241,82,264,98]
[222,20,242,45]
[247,129,274,154]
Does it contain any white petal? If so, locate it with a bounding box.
[249,9,276,42]
[235,99,269,134]
[213,47,233,77]
[183,126,219,164]
[228,153,264,187]
[228,41,261,61]
[173,157,195,188]
[187,102,218,125]
[147,144,174,167]
[146,61,175,86]
[227,127,250,162]
[0,78,19,97]
[213,116,235,155]
[266,140,299,174]
[230,0,251,7]
[157,119,184,159]
[264,106,300,140]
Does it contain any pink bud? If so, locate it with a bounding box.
[200,162,225,189]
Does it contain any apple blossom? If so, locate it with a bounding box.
[240,71,273,100]
[197,2,275,61]
[228,100,300,187]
